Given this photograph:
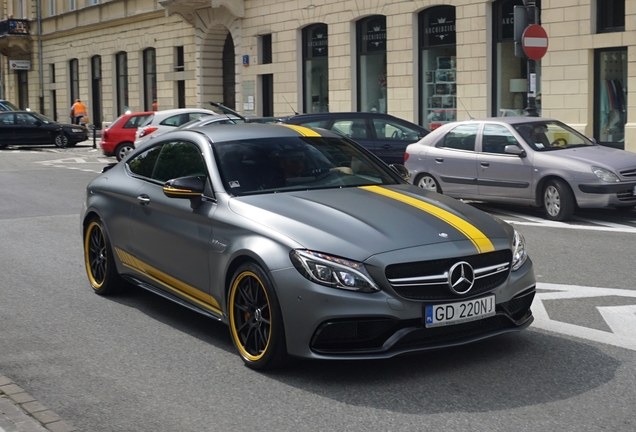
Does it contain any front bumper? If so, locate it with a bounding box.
[272,254,536,360]
[576,181,636,207]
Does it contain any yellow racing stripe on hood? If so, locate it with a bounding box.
[360,186,495,253]
[281,124,322,137]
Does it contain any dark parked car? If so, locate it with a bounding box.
[0,111,88,148]
[279,112,429,164]
[0,100,20,111]
[82,122,535,370]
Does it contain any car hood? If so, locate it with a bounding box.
[228,184,508,261]
[543,145,636,171]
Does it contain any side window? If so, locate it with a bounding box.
[372,119,422,141]
[482,124,520,154]
[188,112,209,122]
[127,144,163,178]
[124,115,149,128]
[437,124,478,151]
[0,113,15,124]
[333,120,367,139]
[160,115,184,127]
[152,141,206,182]
[17,113,37,125]
[299,120,330,129]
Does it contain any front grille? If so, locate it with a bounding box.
[619,168,636,178]
[385,250,512,301]
[616,188,636,202]
[311,318,400,351]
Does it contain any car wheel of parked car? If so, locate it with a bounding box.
[84,217,128,295]
[54,132,69,148]
[228,262,288,370]
[543,179,574,221]
[416,173,442,193]
[115,142,135,161]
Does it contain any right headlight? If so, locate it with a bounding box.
[511,228,528,271]
[290,250,380,293]
[591,166,619,183]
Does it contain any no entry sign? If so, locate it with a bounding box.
[522,24,548,60]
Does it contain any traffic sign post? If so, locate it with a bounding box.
[522,24,548,60]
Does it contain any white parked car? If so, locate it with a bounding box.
[134,108,217,147]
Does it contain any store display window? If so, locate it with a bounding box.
[303,24,329,113]
[357,16,387,113]
[594,48,627,147]
[419,6,456,130]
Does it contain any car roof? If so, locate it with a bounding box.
[153,108,217,117]
[457,116,557,125]
[188,122,346,143]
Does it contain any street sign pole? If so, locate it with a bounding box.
[524,1,538,117]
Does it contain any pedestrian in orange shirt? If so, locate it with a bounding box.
[70,99,87,125]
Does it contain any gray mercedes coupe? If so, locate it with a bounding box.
[82,123,535,370]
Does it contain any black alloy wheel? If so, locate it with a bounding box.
[84,217,126,295]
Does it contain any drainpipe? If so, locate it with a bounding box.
[37,0,44,113]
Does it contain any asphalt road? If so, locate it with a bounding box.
[1,146,635,431]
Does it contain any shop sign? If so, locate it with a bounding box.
[362,17,386,53]
[308,25,328,58]
[9,60,31,70]
[423,6,456,47]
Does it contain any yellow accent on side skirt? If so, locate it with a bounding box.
[280,124,322,137]
[114,248,221,314]
[360,186,495,254]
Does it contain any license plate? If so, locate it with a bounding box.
[424,295,495,328]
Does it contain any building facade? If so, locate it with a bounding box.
[0,0,633,151]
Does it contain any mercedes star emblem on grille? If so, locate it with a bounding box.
[448,261,475,294]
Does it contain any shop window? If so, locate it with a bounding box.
[357,15,387,113]
[597,0,625,33]
[492,0,541,117]
[419,6,456,130]
[18,71,28,110]
[143,48,157,112]
[91,56,102,128]
[302,24,329,113]
[222,34,236,109]
[116,51,128,115]
[594,48,627,148]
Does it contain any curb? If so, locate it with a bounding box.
[0,376,75,432]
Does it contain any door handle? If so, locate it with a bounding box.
[137,195,150,205]
[435,157,444,163]
[381,144,392,149]
[480,162,490,167]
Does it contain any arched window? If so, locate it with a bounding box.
[302,24,329,113]
[419,6,456,130]
[357,15,386,113]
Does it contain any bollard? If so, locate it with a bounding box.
[93,127,96,149]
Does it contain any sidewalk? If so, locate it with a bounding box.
[0,376,75,432]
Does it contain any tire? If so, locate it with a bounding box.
[543,179,575,221]
[84,217,127,295]
[54,132,69,148]
[115,142,135,161]
[228,262,288,370]
[416,173,442,193]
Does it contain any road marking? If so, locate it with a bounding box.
[506,220,636,233]
[533,283,636,351]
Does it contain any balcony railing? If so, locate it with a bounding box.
[0,19,31,36]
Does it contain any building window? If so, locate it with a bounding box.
[116,52,128,115]
[177,81,186,108]
[143,48,157,112]
[69,58,79,102]
[49,0,56,16]
[260,34,272,64]
[88,0,99,5]
[357,15,387,113]
[597,0,625,33]
[175,46,184,72]
[50,64,55,83]
[18,0,25,18]
[91,56,102,128]
[419,6,456,130]
[18,71,28,109]
[222,34,236,109]
[492,0,541,117]
[69,0,76,12]
[594,48,627,147]
[302,24,328,113]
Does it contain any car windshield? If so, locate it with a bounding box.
[213,136,401,196]
[513,120,595,151]
[1,100,20,111]
[31,111,56,124]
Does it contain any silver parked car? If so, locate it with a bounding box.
[82,123,535,370]
[405,117,636,221]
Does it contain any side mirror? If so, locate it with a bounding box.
[504,145,526,158]
[34,120,42,126]
[163,175,205,199]
[389,163,411,181]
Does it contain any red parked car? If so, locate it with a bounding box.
[100,111,153,161]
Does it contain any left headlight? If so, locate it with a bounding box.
[290,250,380,293]
[591,166,619,182]
[511,229,528,271]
